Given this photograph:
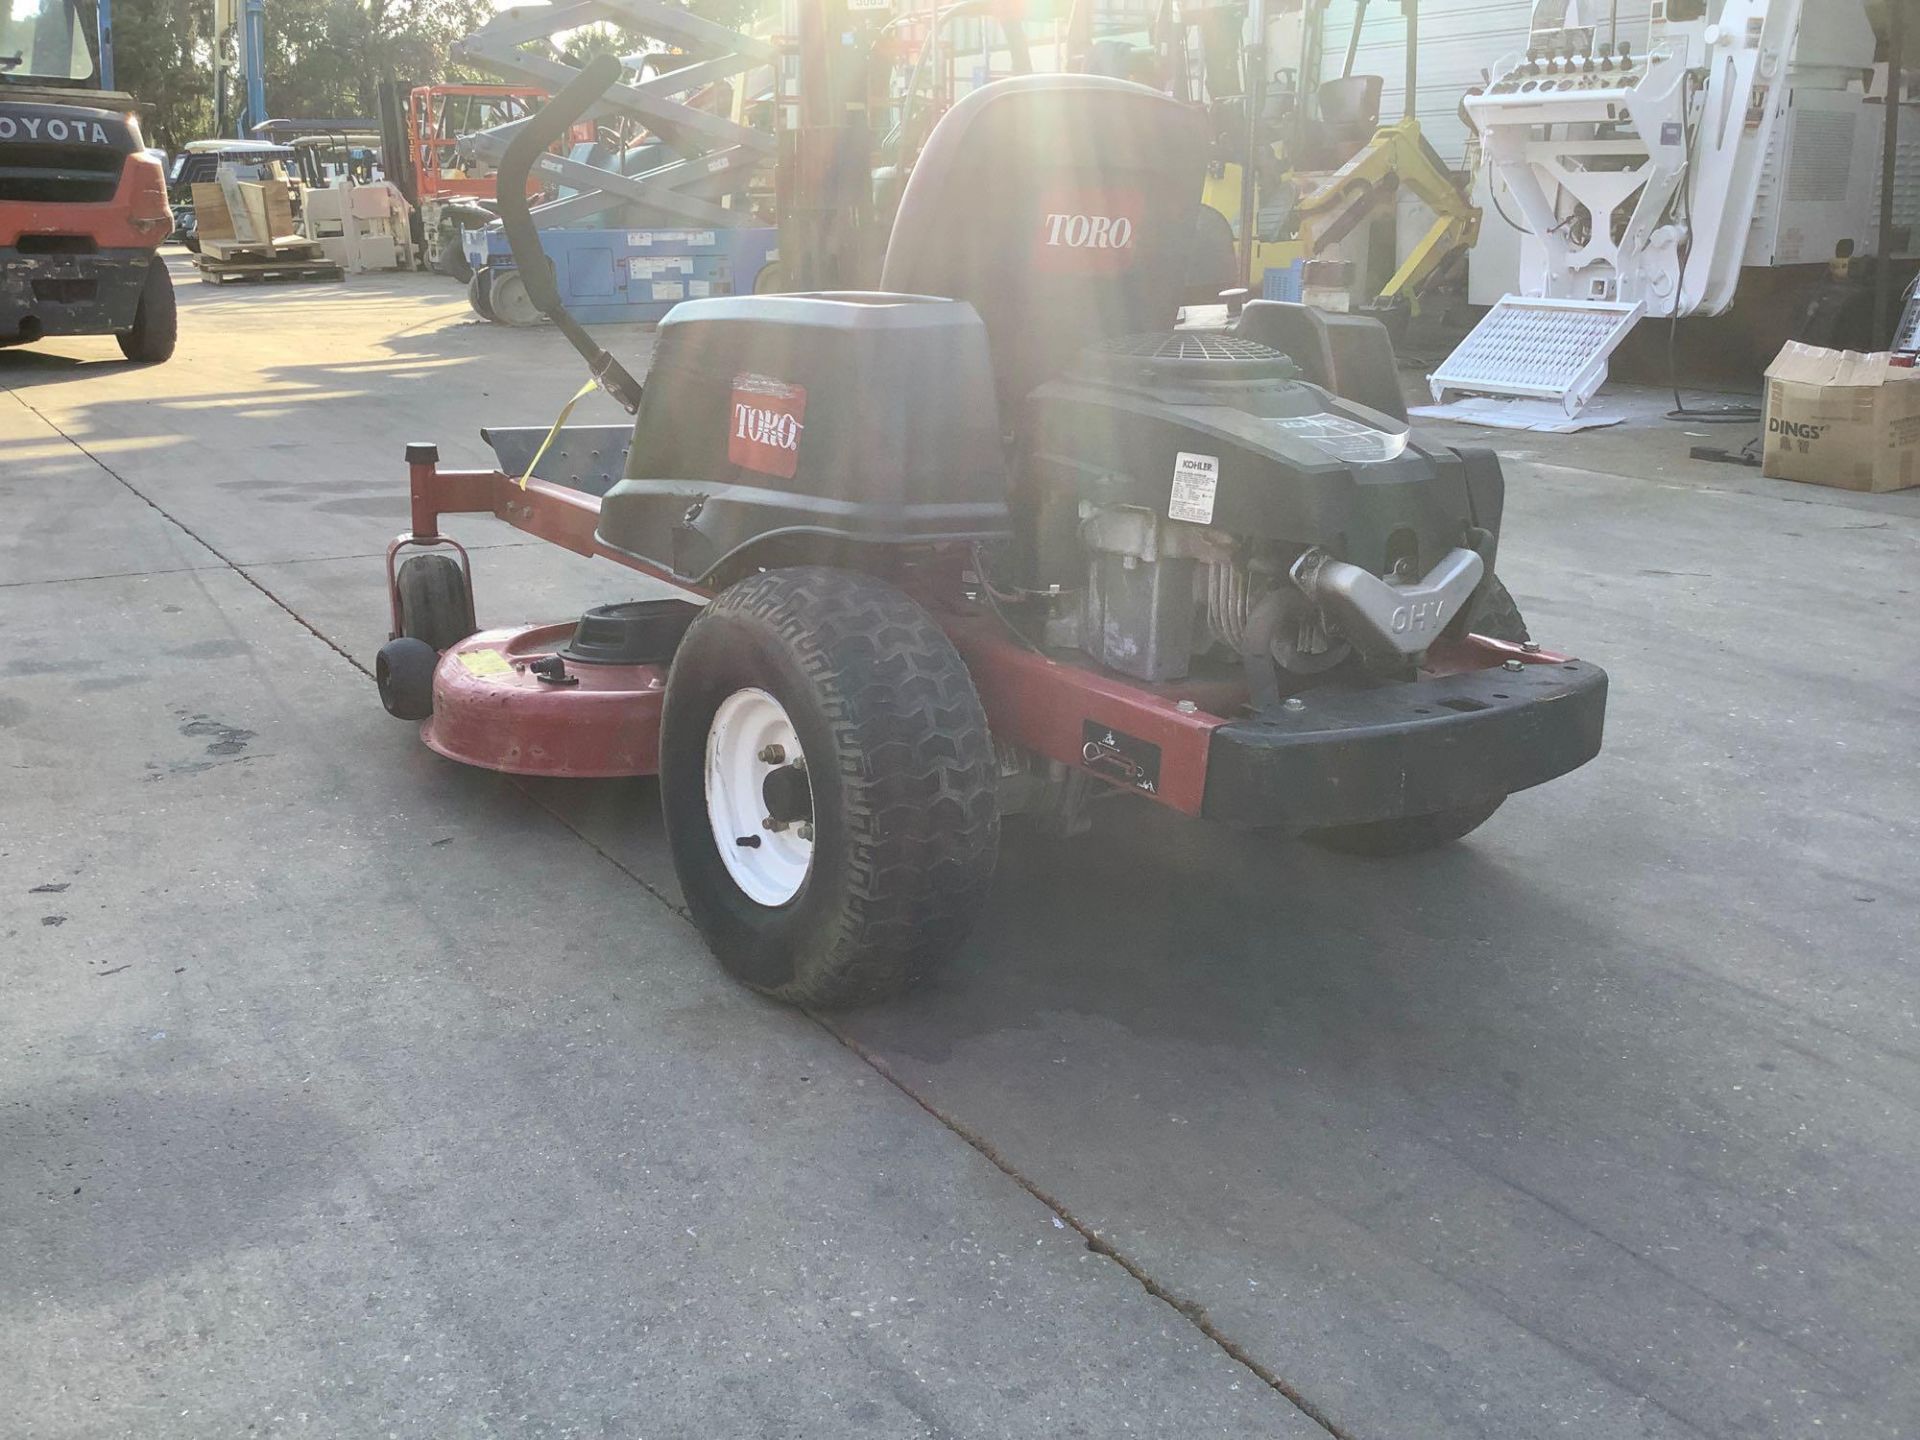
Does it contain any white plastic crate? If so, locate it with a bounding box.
[1430,296,1646,418]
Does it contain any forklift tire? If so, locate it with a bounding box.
[468,268,496,322]
[116,258,177,364]
[376,638,438,721]
[1304,577,1528,857]
[394,553,477,652]
[658,567,999,1008]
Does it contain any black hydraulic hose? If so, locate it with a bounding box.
[496,53,644,414]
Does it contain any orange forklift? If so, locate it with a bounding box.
[381,82,547,281]
[1,0,174,362]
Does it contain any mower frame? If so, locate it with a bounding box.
[391,442,1599,822]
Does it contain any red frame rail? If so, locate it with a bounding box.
[391,449,1568,815]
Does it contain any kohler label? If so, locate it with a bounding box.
[1168,451,1219,525]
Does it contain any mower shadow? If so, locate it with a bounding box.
[512,766,1605,1066]
[859,792,1618,1068]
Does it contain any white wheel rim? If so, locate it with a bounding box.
[705,687,814,907]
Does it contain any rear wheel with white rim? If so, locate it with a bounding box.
[658,567,999,1007]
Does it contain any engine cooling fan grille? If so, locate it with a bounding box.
[1095,331,1286,362]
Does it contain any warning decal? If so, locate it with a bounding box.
[457,649,513,678]
[1081,721,1162,795]
[1269,414,1406,464]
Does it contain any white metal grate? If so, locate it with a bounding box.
[1098,331,1284,361]
[1429,296,1646,417]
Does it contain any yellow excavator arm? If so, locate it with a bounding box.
[1293,117,1480,309]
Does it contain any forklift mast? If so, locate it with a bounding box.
[780,0,879,290]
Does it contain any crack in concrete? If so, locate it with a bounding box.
[507,782,691,925]
[5,393,382,682]
[812,1019,1352,1440]
[0,564,221,590]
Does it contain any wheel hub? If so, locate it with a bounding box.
[761,762,813,828]
[706,688,814,906]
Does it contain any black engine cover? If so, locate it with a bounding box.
[1025,332,1505,581]
[596,294,1011,583]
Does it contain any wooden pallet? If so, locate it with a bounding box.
[200,238,317,262]
[196,253,346,285]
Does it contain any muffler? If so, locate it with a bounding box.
[1291,546,1485,662]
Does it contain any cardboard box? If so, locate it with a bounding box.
[1762,342,1920,492]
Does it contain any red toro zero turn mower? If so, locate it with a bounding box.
[377,57,1608,1007]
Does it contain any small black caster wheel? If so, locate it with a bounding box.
[377,637,439,721]
[395,552,476,652]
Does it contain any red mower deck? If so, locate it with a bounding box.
[424,624,667,778]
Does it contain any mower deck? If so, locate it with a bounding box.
[426,623,667,778]
[395,451,1606,825]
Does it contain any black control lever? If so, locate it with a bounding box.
[495,53,644,415]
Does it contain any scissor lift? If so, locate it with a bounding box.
[450,0,779,322]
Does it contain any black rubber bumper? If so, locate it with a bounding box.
[1201,659,1608,830]
[0,247,150,340]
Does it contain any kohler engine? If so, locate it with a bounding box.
[1022,328,1507,694]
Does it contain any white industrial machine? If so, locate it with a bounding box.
[1433,0,1883,417]
[301,180,418,274]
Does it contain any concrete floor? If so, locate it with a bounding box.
[3,255,1917,1440]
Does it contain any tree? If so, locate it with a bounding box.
[110,0,496,143]
[112,0,215,148]
[111,0,765,148]
[261,0,495,119]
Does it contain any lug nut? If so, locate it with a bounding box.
[762,816,787,832]
[758,744,785,764]
[1503,658,1525,672]
[1283,696,1306,712]
[796,822,814,842]
[1176,699,1198,714]
[1521,641,1542,654]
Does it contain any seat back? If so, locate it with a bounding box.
[880,74,1208,407]
[1303,74,1383,169]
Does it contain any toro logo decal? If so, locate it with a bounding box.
[1035,187,1144,275]
[728,374,806,480]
